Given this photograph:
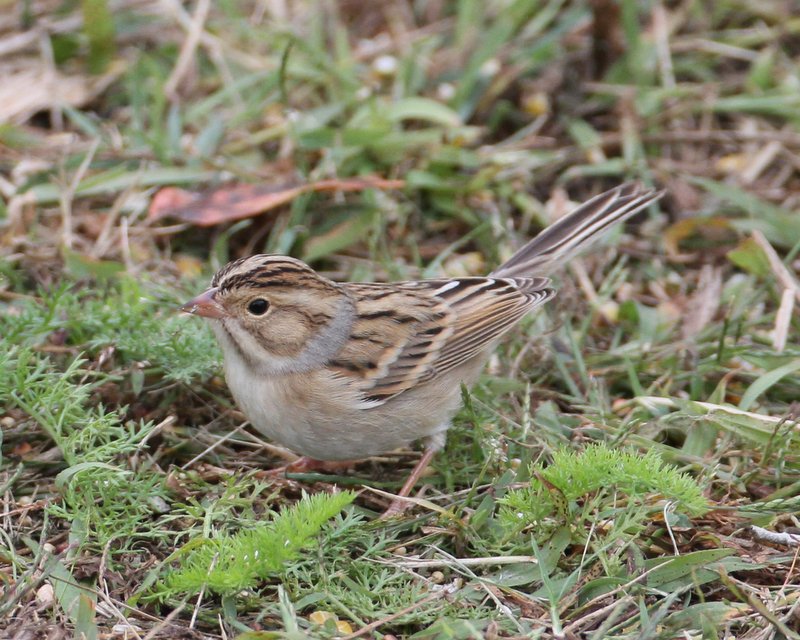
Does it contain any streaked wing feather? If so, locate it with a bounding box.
[435,286,553,371]
[331,283,456,404]
[333,278,554,406]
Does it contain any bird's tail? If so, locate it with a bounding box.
[491,182,663,279]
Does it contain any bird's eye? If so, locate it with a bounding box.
[247,298,270,316]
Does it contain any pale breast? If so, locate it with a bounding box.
[222,353,488,461]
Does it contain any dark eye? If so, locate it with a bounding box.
[247,298,269,316]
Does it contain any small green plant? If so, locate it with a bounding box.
[5,0,800,635]
[498,443,709,542]
[4,347,143,463]
[1,277,221,384]
[157,490,356,598]
[1,343,169,547]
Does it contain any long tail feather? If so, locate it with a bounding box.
[491,182,663,279]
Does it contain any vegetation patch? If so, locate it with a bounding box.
[2,1,800,637]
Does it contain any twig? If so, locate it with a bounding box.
[90,187,130,258]
[671,37,760,61]
[742,140,782,185]
[717,570,800,640]
[568,259,599,306]
[602,129,800,148]
[747,525,800,548]
[139,415,177,448]
[164,0,211,100]
[189,553,218,631]
[97,540,144,640]
[752,230,800,292]
[120,216,133,272]
[0,15,82,57]
[1,499,50,519]
[375,554,538,569]
[0,290,42,302]
[141,598,189,640]
[422,544,525,634]
[664,501,680,556]
[773,288,794,353]
[563,594,637,636]
[653,4,675,91]
[59,138,100,249]
[564,556,692,634]
[341,593,444,639]
[751,230,800,353]
[180,421,249,470]
[360,485,450,516]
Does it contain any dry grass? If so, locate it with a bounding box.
[2,1,800,638]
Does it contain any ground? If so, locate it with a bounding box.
[1,1,800,638]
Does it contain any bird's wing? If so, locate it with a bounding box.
[330,278,554,406]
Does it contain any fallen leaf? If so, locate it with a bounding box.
[336,620,354,634]
[13,441,32,456]
[148,176,404,227]
[36,583,55,608]
[0,59,123,125]
[174,255,204,278]
[715,153,747,174]
[663,216,734,258]
[309,611,336,625]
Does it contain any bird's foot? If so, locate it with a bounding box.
[259,456,354,478]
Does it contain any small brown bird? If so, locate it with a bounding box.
[182,183,662,515]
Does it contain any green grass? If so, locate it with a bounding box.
[2,0,800,637]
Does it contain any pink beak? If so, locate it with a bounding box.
[180,288,226,319]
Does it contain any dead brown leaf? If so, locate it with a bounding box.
[147,176,405,226]
[663,216,736,258]
[0,59,123,125]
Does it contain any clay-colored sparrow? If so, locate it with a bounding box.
[182,183,662,515]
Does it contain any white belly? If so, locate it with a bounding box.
[222,356,475,460]
[213,317,488,460]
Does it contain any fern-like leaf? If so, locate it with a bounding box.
[160,490,356,597]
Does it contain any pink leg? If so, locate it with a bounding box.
[260,456,353,477]
[381,436,443,518]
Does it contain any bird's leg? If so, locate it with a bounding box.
[381,432,445,518]
[260,456,353,477]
